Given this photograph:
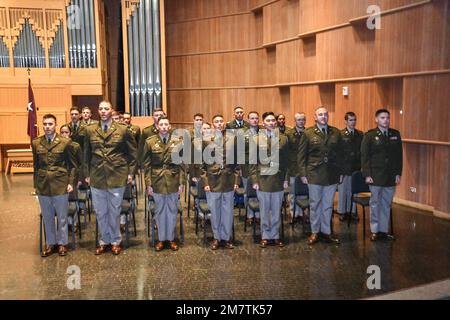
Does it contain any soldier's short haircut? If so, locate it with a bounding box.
[70,106,80,113]
[345,112,357,120]
[153,107,164,115]
[234,106,244,111]
[376,109,390,117]
[123,112,131,117]
[112,110,121,116]
[262,112,275,120]
[212,114,224,121]
[193,113,204,119]
[276,113,286,120]
[157,116,170,124]
[99,101,112,109]
[43,114,57,123]
[248,111,259,118]
[60,124,72,133]
[81,106,92,112]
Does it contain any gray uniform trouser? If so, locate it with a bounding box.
[242,177,259,218]
[369,185,395,233]
[309,184,337,235]
[91,186,125,246]
[257,190,284,240]
[153,193,179,242]
[206,191,234,241]
[338,175,357,215]
[38,194,69,246]
[289,176,304,217]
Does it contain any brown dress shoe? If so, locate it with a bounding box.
[210,239,220,250]
[155,241,164,252]
[111,244,122,255]
[225,241,234,249]
[322,234,340,244]
[58,245,68,256]
[274,239,285,247]
[169,241,179,251]
[255,217,261,224]
[339,214,347,222]
[308,233,320,245]
[260,239,269,248]
[41,245,57,258]
[95,245,108,255]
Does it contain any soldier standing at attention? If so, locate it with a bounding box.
[143,117,185,251]
[286,113,306,222]
[250,112,289,248]
[242,111,261,224]
[65,107,84,146]
[81,106,98,126]
[33,114,77,257]
[139,108,166,164]
[299,107,343,245]
[338,112,364,221]
[202,115,241,250]
[226,106,249,130]
[361,109,402,241]
[83,101,137,255]
[276,114,290,134]
[123,112,142,146]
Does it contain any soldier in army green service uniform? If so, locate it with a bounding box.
[32,114,77,257]
[60,124,84,231]
[81,106,99,126]
[201,115,241,250]
[299,107,344,245]
[143,117,185,252]
[240,111,261,224]
[338,112,364,221]
[276,113,291,134]
[138,108,165,165]
[225,106,249,130]
[361,109,402,242]
[249,112,289,248]
[123,112,141,145]
[65,107,85,148]
[286,112,306,221]
[83,101,137,256]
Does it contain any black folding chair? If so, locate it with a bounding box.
[194,181,212,245]
[292,177,310,234]
[243,181,260,242]
[77,184,92,222]
[187,178,199,219]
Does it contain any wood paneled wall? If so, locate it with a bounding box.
[164,0,450,217]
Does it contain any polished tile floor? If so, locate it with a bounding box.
[0,175,449,300]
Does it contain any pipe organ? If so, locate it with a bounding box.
[123,0,163,117]
[67,0,96,68]
[0,0,100,71]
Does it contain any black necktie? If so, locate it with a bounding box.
[103,125,108,133]
[163,137,167,144]
[47,138,51,144]
[322,128,327,136]
[73,124,77,132]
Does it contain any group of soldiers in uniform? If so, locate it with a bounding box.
[32,102,402,257]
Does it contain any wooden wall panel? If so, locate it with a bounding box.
[166,14,258,55]
[403,74,450,142]
[375,1,450,75]
[165,0,251,23]
[165,0,450,215]
[168,87,290,123]
[316,26,374,80]
[262,0,299,44]
[299,0,428,34]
